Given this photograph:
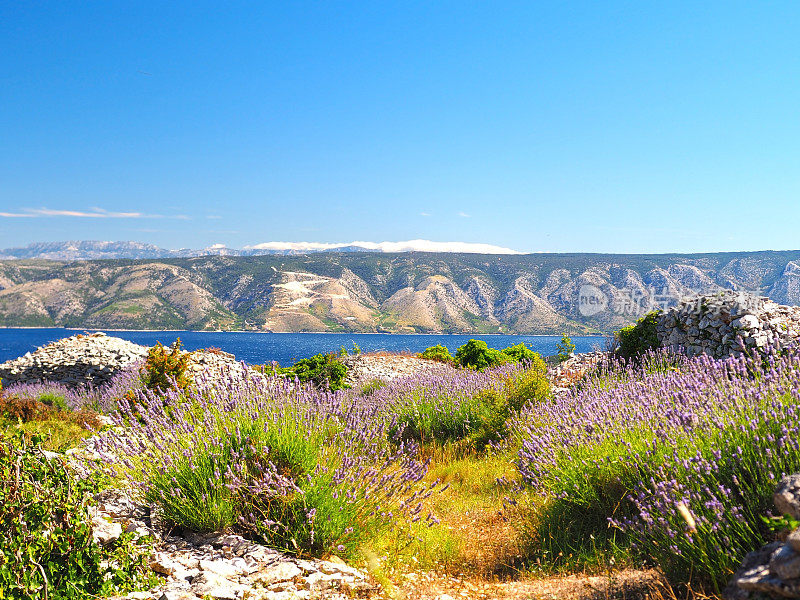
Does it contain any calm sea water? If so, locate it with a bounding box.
[0,328,605,366]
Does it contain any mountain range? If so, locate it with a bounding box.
[1,247,799,333]
[0,240,520,260]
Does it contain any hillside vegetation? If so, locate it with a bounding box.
[1,250,800,332]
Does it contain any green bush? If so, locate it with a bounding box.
[140,339,192,394]
[419,344,454,364]
[454,340,509,370]
[501,342,538,363]
[120,396,420,559]
[555,334,576,363]
[391,389,510,453]
[281,353,349,391]
[503,359,550,411]
[0,431,154,599]
[390,363,549,453]
[615,311,660,361]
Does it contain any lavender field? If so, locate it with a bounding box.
[4,339,800,596]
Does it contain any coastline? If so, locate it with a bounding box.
[0,326,606,337]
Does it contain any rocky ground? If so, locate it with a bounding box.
[342,353,458,388]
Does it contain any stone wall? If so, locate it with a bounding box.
[656,291,800,359]
[0,333,259,389]
[0,332,149,388]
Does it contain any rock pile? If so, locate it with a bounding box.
[0,334,265,390]
[656,291,800,359]
[0,332,149,388]
[342,353,457,388]
[547,351,607,395]
[732,475,800,598]
[86,489,377,600]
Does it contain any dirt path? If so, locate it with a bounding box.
[390,569,668,600]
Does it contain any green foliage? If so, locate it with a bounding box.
[391,389,499,452]
[281,353,349,391]
[615,311,660,361]
[500,343,537,363]
[453,340,545,371]
[391,363,549,453]
[502,359,550,411]
[454,340,509,370]
[0,431,154,599]
[555,334,576,363]
[137,404,401,559]
[419,344,454,364]
[0,394,103,451]
[37,392,69,411]
[141,338,192,394]
[358,379,386,397]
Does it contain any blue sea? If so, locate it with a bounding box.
[0,329,605,366]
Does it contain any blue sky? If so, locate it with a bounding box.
[2,1,800,254]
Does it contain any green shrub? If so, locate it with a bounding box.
[281,353,349,391]
[455,340,509,370]
[615,311,660,361]
[503,360,550,411]
[555,334,576,363]
[501,343,538,363]
[0,431,154,599]
[37,392,69,411]
[419,344,454,364]
[140,339,192,394]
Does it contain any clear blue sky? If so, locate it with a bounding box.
[2,1,800,254]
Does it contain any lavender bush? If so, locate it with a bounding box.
[516,347,800,590]
[371,362,549,453]
[96,367,432,558]
[4,363,144,414]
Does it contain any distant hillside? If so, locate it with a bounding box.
[1,251,799,333]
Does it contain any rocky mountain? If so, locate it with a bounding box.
[1,250,799,333]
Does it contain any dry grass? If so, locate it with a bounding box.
[391,568,683,600]
[361,448,529,579]
[0,392,102,451]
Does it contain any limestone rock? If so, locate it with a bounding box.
[776,475,800,521]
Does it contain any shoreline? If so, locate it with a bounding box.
[0,327,606,337]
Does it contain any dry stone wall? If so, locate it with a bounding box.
[656,291,800,359]
[0,333,259,389]
[0,332,149,388]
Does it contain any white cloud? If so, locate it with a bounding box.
[245,239,522,254]
[0,207,189,219]
[458,211,471,218]
[420,212,431,217]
